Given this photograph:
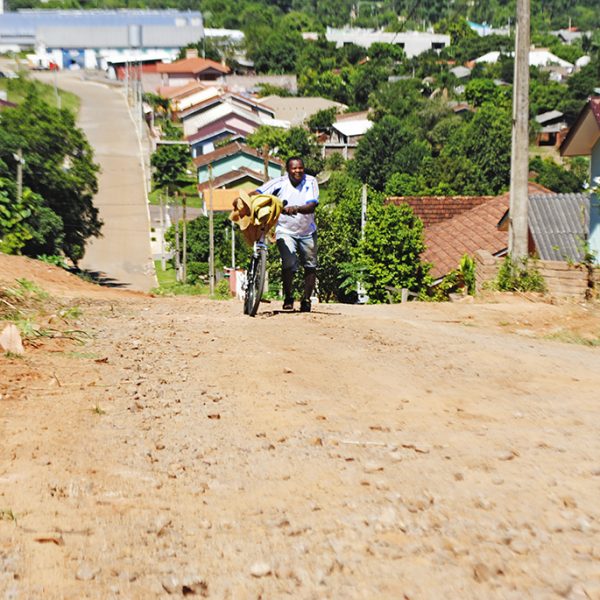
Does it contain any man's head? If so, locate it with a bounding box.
[286,157,305,186]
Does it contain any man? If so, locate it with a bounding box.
[253,157,318,312]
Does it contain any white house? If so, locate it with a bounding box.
[324,27,450,58]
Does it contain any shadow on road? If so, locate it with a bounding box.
[72,269,130,288]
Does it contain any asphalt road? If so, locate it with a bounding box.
[35,70,156,291]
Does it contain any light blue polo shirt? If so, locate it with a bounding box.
[257,174,319,237]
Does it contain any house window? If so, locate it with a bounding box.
[432,42,445,51]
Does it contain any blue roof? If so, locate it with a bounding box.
[0,9,202,34]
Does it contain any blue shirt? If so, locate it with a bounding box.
[257,174,319,237]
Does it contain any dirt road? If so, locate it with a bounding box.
[1,258,600,599]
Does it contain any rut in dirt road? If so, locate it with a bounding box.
[1,294,600,599]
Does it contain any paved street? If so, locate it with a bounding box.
[36,71,156,291]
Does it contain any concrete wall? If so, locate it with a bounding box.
[474,250,598,299]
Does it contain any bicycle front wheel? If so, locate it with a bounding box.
[244,247,267,317]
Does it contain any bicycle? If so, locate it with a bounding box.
[243,232,268,317]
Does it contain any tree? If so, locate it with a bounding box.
[359,202,429,303]
[460,102,512,194]
[529,156,586,193]
[464,78,499,107]
[246,126,323,175]
[353,115,431,191]
[306,107,338,133]
[315,172,365,302]
[0,90,100,262]
[151,144,191,192]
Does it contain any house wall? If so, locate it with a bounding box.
[590,142,600,264]
[474,250,598,299]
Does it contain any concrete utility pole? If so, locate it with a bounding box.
[208,165,215,295]
[14,148,24,204]
[508,0,530,259]
[182,194,187,282]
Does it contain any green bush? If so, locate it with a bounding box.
[214,279,232,299]
[186,261,209,284]
[492,256,546,293]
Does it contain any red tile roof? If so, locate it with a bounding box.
[421,182,554,279]
[387,195,495,227]
[157,57,230,76]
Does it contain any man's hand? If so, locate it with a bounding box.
[283,205,299,216]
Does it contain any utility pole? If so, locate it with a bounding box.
[263,144,269,182]
[15,148,23,204]
[173,191,181,281]
[208,165,215,295]
[357,183,368,303]
[508,0,530,259]
[159,192,166,271]
[231,221,235,270]
[182,194,187,282]
[53,68,61,109]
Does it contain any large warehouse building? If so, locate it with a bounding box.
[0,9,204,69]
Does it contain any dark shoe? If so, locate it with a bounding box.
[300,299,311,313]
[283,298,294,310]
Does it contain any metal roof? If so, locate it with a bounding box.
[0,9,203,31]
[535,110,564,124]
[0,10,203,48]
[528,193,590,261]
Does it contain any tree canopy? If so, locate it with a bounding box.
[0,88,100,262]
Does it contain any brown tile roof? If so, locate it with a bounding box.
[421,182,554,279]
[192,141,283,169]
[387,196,495,227]
[197,167,265,192]
[157,57,230,76]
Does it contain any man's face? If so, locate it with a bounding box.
[287,160,305,186]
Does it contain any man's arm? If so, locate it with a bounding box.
[283,201,317,216]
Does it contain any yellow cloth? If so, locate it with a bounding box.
[229,191,282,245]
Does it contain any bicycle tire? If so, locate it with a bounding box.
[244,247,267,317]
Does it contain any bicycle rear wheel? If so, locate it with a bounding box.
[244,247,267,317]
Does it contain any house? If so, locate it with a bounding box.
[156,53,230,87]
[324,28,450,58]
[198,167,265,195]
[0,9,203,69]
[498,193,591,262]
[323,118,372,159]
[193,141,282,187]
[177,93,277,138]
[560,96,600,263]
[158,81,222,113]
[474,49,574,72]
[187,113,259,158]
[535,110,568,147]
[449,65,471,79]
[389,184,551,280]
[387,195,496,228]
[257,96,346,127]
[179,101,263,138]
